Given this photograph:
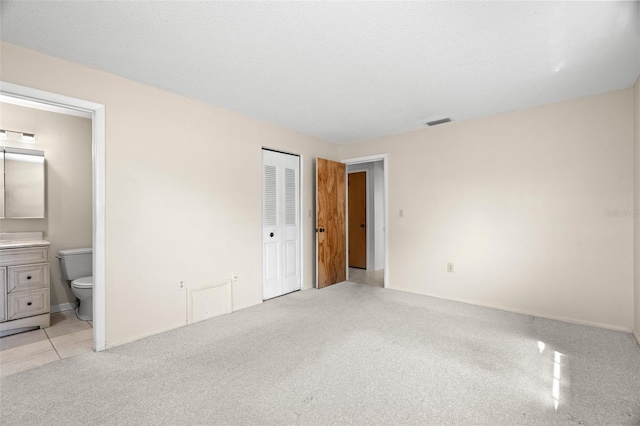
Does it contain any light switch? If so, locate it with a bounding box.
[399,209,404,218]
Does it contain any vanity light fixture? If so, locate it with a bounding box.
[0,129,36,143]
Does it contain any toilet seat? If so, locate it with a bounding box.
[71,276,93,289]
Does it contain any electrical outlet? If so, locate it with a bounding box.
[447,263,454,273]
[178,279,186,290]
[232,272,238,282]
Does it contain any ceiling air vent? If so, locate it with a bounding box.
[425,118,452,126]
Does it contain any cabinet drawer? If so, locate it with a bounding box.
[7,289,49,320]
[7,263,49,293]
[0,247,49,267]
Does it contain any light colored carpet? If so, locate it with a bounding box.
[1,282,639,425]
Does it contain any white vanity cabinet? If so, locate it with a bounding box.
[0,235,51,336]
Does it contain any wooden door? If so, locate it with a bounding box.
[262,149,301,300]
[348,172,366,268]
[316,158,346,288]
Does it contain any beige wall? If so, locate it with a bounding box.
[2,40,636,347]
[634,75,640,338]
[0,103,92,308]
[0,42,339,347]
[341,89,635,331]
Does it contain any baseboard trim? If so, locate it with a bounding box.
[633,331,640,346]
[106,299,263,349]
[404,289,633,333]
[231,300,262,313]
[50,302,76,313]
[106,322,187,350]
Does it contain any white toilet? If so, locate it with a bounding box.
[58,248,93,321]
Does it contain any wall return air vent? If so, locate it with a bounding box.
[425,118,452,126]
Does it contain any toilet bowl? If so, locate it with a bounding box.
[70,276,93,321]
[58,248,93,321]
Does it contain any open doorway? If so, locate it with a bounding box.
[0,82,106,364]
[314,154,388,289]
[344,156,387,288]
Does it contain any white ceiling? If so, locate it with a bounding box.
[1,1,638,143]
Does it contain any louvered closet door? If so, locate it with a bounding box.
[262,149,301,300]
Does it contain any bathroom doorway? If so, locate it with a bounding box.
[0,81,106,359]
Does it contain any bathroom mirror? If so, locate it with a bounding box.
[1,147,45,219]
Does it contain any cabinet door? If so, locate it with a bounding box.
[4,148,45,219]
[0,267,6,322]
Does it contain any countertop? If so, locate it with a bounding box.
[0,239,51,249]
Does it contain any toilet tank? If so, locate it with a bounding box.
[58,248,93,281]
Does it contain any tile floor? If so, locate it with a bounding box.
[348,267,384,287]
[0,310,93,377]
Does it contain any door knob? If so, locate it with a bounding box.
[270,232,274,237]
[360,224,365,228]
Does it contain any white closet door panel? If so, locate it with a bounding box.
[263,165,278,227]
[262,149,300,300]
[285,240,297,277]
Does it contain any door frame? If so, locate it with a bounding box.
[342,154,389,289]
[346,169,369,270]
[0,81,107,351]
[261,147,303,300]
